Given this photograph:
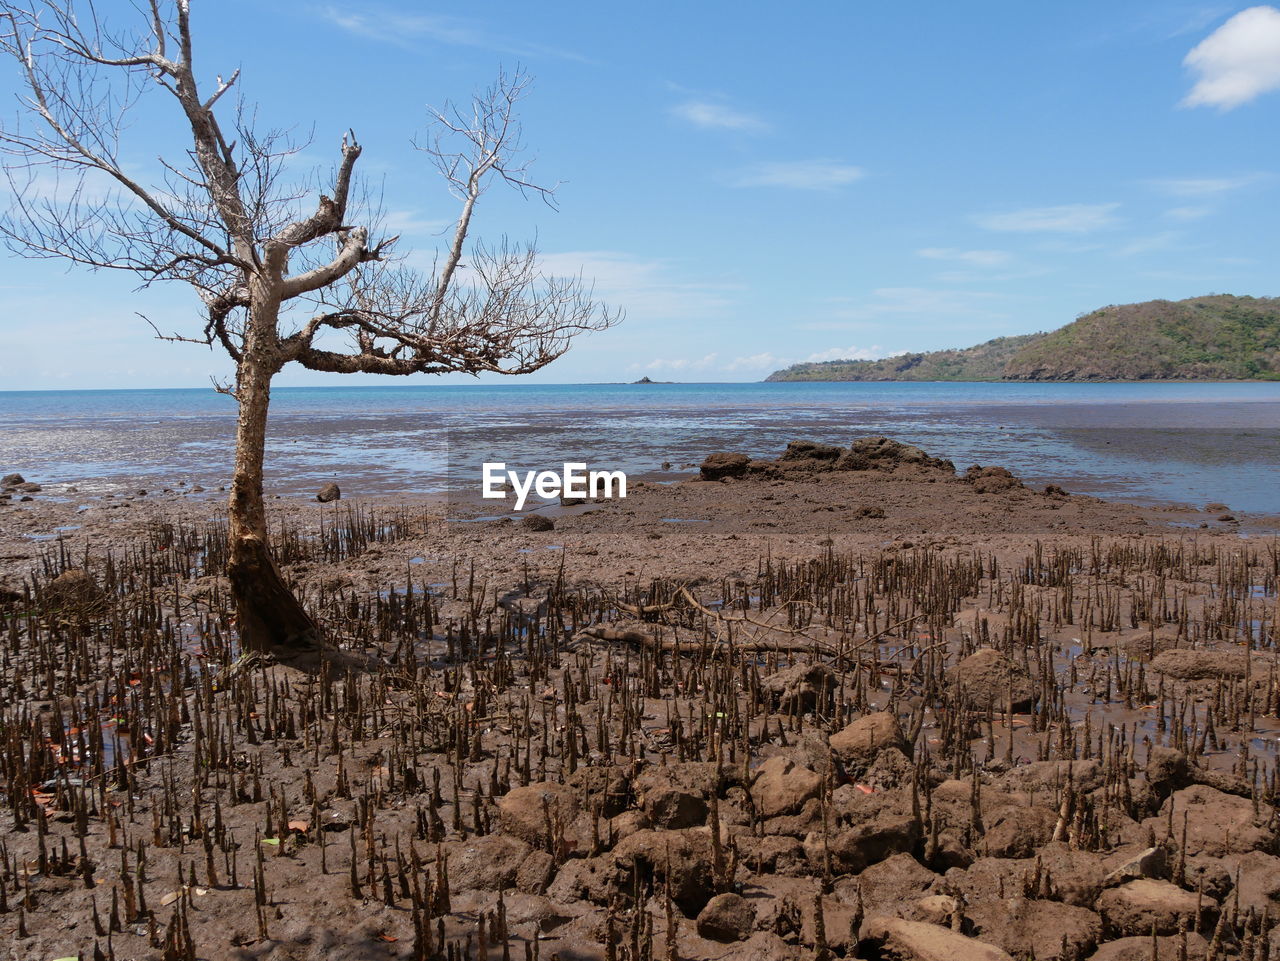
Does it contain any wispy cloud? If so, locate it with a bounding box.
[823,287,1007,323]
[728,160,865,191]
[1182,6,1280,109]
[975,203,1120,233]
[670,100,769,133]
[635,353,720,372]
[1148,174,1263,195]
[725,352,785,372]
[1116,232,1183,257]
[803,344,884,363]
[1165,205,1212,221]
[321,6,589,61]
[539,251,738,319]
[917,247,1011,267]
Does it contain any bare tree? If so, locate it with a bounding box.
[0,1,617,660]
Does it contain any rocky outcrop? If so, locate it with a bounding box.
[699,452,751,480]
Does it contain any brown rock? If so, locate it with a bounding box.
[316,482,341,502]
[806,813,920,874]
[610,828,715,916]
[1153,784,1275,857]
[700,452,751,480]
[1088,933,1211,961]
[696,891,756,941]
[829,711,908,766]
[947,648,1035,712]
[439,834,531,891]
[837,437,955,474]
[43,568,100,610]
[1149,648,1248,680]
[634,761,718,829]
[859,916,1014,961]
[965,465,1023,493]
[965,897,1102,961]
[1097,879,1215,937]
[521,513,554,532]
[751,756,822,818]
[760,662,836,714]
[497,782,580,847]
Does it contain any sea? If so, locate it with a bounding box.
[1,381,1279,514]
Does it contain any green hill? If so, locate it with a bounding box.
[765,294,1280,382]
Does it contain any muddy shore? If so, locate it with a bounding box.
[1,440,1277,961]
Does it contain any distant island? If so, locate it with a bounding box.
[632,376,675,384]
[766,294,1280,382]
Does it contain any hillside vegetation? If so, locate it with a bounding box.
[766,294,1280,382]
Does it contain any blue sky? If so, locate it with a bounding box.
[2,0,1279,388]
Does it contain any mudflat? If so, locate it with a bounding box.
[0,440,1275,960]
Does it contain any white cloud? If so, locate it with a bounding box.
[1116,232,1183,256]
[1182,6,1280,109]
[725,353,784,372]
[804,344,884,363]
[636,353,720,372]
[538,251,738,319]
[1149,174,1262,195]
[670,100,769,133]
[729,160,865,190]
[1165,205,1212,221]
[824,287,1006,322]
[917,248,1012,267]
[321,6,588,61]
[975,203,1120,233]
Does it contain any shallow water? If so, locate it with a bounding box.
[1,381,1278,512]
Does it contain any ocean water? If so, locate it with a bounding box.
[1,381,1278,513]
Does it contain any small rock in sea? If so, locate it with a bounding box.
[559,495,586,506]
[1,473,25,487]
[662,461,672,470]
[19,495,33,502]
[316,483,341,503]
[16,482,42,493]
[137,489,147,496]
[1044,484,1068,496]
[522,514,554,532]
[1217,513,1236,522]
[696,892,756,942]
[191,485,204,492]
[1205,502,1229,512]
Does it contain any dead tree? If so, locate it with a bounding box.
[0,1,617,659]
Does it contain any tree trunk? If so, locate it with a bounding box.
[226,297,320,655]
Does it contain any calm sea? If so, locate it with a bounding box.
[1,381,1278,513]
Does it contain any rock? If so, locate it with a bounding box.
[43,568,100,610]
[316,482,341,503]
[1227,850,1280,914]
[634,761,719,829]
[1,473,24,487]
[1088,933,1211,961]
[1182,857,1231,902]
[751,756,822,818]
[566,764,633,818]
[439,834,531,891]
[947,648,1035,712]
[497,782,580,847]
[980,802,1058,859]
[606,809,651,847]
[514,850,556,894]
[829,711,908,767]
[806,813,919,874]
[778,441,843,467]
[521,514,554,532]
[836,852,939,917]
[965,897,1102,961]
[559,494,586,506]
[1097,879,1214,937]
[760,662,837,714]
[15,481,41,493]
[696,892,756,941]
[545,856,615,906]
[965,465,1023,493]
[700,452,751,480]
[734,834,807,874]
[859,917,1014,961]
[1102,846,1169,887]
[1144,747,1191,797]
[1154,784,1275,856]
[1002,759,1104,796]
[1149,648,1248,680]
[836,437,956,474]
[610,828,715,916]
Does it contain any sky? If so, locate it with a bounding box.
[1,0,1279,389]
